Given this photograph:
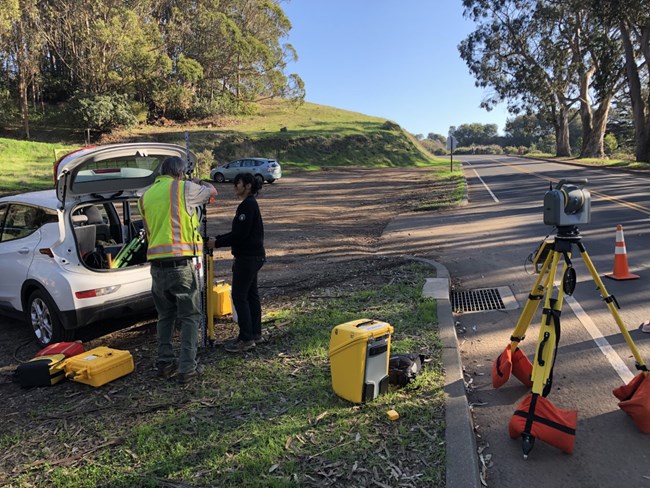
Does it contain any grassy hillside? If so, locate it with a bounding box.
[0,100,450,194]
[0,138,77,194]
[105,100,444,172]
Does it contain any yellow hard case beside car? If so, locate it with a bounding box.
[64,346,134,387]
[212,281,233,317]
[329,319,393,403]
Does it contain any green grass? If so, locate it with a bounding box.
[5,261,445,487]
[521,153,650,170]
[0,138,77,194]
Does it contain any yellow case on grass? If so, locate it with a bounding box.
[329,319,393,403]
[212,281,233,317]
[64,346,134,387]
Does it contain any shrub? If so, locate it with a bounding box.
[71,92,137,132]
[194,149,214,179]
[381,120,401,131]
[604,133,618,156]
[503,146,518,154]
[0,88,16,125]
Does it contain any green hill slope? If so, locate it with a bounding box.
[0,100,451,194]
[106,100,443,171]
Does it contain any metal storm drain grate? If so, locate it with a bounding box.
[451,287,518,313]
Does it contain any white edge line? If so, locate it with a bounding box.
[466,162,499,203]
[565,294,634,384]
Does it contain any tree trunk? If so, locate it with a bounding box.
[19,72,30,140]
[555,108,571,157]
[620,20,650,163]
[581,96,611,158]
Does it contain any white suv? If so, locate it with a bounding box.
[210,157,281,184]
[0,143,198,346]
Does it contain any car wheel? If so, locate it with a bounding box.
[254,174,264,186]
[268,178,276,184]
[26,289,73,346]
[213,173,225,183]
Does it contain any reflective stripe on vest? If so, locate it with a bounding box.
[140,176,201,260]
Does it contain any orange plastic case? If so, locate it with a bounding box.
[64,346,134,387]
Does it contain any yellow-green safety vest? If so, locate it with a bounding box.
[139,176,202,260]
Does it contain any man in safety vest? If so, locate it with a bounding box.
[139,156,217,384]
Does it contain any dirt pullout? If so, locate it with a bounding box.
[0,167,445,443]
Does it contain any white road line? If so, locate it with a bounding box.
[465,162,500,203]
[565,294,635,383]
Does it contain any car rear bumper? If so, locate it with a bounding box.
[60,291,155,330]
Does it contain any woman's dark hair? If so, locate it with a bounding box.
[234,172,262,196]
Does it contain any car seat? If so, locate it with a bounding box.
[83,205,111,243]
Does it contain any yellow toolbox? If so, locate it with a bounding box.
[212,281,233,317]
[64,346,134,387]
[329,319,393,403]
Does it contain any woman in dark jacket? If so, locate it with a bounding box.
[210,173,265,353]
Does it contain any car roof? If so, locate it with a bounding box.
[0,189,59,210]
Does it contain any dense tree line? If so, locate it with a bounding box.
[0,0,304,138]
[459,0,650,163]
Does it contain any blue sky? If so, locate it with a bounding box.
[282,1,510,137]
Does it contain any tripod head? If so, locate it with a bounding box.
[555,225,582,240]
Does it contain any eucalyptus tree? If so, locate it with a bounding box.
[460,0,625,158]
[460,0,578,156]
[592,0,650,163]
[0,0,41,138]
[158,0,304,111]
[39,0,171,98]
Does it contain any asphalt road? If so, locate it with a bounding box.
[383,155,650,488]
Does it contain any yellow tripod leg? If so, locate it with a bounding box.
[578,244,647,372]
[507,249,555,352]
[531,251,568,395]
[206,254,215,343]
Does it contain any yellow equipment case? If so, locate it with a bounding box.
[64,346,134,387]
[329,319,393,403]
[212,281,233,317]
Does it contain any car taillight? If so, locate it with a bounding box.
[75,285,120,299]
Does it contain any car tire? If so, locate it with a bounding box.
[268,178,276,184]
[26,289,73,347]
[213,173,225,183]
[254,174,264,186]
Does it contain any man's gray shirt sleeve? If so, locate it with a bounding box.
[184,181,213,215]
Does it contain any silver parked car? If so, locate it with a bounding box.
[0,143,198,346]
[210,157,281,184]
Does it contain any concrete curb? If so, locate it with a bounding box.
[409,256,481,488]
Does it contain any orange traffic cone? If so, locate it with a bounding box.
[605,225,640,280]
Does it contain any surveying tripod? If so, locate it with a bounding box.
[503,226,647,455]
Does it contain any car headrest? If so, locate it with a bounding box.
[83,205,103,224]
[71,214,88,224]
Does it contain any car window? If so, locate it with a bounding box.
[243,160,256,168]
[0,204,56,242]
[73,156,160,185]
[228,161,242,169]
